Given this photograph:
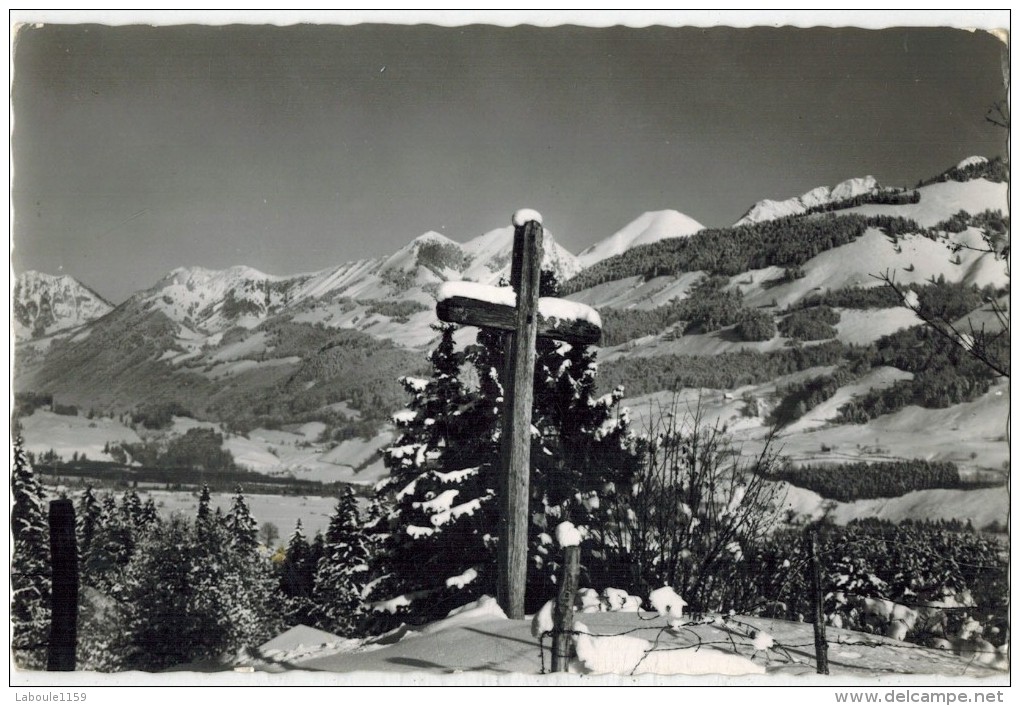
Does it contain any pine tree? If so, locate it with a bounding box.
[76,485,103,558]
[82,493,137,597]
[139,497,160,529]
[224,485,259,551]
[195,483,214,539]
[11,438,51,668]
[280,520,317,626]
[312,488,371,636]
[121,489,144,529]
[372,324,501,624]
[121,515,206,670]
[527,330,640,598]
[121,506,283,671]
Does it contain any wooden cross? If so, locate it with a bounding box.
[436,211,601,619]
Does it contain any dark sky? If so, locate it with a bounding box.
[11,18,1008,302]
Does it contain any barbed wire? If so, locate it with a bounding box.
[536,608,1007,676]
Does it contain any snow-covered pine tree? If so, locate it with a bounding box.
[83,493,137,597]
[121,515,210,670]
[76,492,133,672]
[224,485,259,551]
[526,274,641,599]
[196,484,213,531]
[280,519,317,626]
[374,273,642,619]
[121,489,144,529]
[121,503,282,670]
[11,438,51,669]
[372,323,500,624]
[206,485,285,649]
[312,487,371,636]
[139,497,160,529]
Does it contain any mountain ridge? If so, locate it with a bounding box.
[734,175,881,226]
[12,160,1008,499]
[13,270,114,339]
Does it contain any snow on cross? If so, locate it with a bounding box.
[435,211,602,620]
[436,281,602,345]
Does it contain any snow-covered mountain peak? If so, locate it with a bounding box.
[415,230,457,244]
[830,175,878,201]
[13,270,114,339]
[735,175,880,226]
[956,156,989,170]
[460,226,581,285]
[577,210,705,268]
[160,264,275,287]
[381,231,464,274]
[137,264,288,332]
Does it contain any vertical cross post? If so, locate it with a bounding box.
[497,218,544,619]
[47,499,78,671]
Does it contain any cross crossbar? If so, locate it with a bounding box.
[436,282,601,345]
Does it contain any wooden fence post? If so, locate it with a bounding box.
[47,499,78,671]
[551,545,581,673]
[807,529,829,675]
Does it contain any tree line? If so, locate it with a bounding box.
[598,340,846,398]
[563,213,924,294]
[599,275,777,347]
[769,459,964,502]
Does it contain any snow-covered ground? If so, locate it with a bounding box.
[19,410,141,462]
[780,484,1008,529]
[18,410,392,487]
[144,489,339,539]
[759,379,1009,475]
[618,374,1008,529]
[153,593,1007,681]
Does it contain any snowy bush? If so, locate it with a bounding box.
[601,395,786,613]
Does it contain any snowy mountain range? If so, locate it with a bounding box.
[13,159,1010,507]
[13,167,957,344]
[11,213,673,343]
[104,225,584,339]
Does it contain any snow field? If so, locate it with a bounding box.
[242,584,1004,677]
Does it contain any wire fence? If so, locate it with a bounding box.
[535,528,1008,677]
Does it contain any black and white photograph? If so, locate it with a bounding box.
[9,10,1010,691]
